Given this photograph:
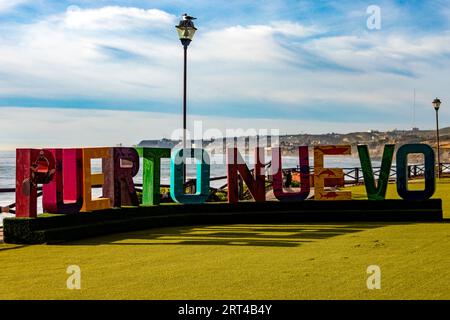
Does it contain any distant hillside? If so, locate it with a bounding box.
[136,127,450,162]
[277,127,450,160]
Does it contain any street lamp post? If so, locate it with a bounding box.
[432,98,442,178]
[176,14,197,150]
[176,14,197,185]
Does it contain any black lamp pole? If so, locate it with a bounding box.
[176,14,197,150]
[176,14,197,183]
[183,43,187,149]
[432,98,442,178]
[436,108,440,178]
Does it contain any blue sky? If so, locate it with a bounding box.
[0,0,450,148]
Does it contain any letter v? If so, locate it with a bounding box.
[358,144,395,200]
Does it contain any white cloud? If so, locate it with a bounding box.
[270,21,321,37]
[195,24,293,63]
[194,21,320,64]
[63,6,176,30]
[0,7,322,106]
[307,32,450,69]
[0,7,180,100]
[0,4,449,139]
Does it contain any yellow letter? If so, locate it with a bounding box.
[314,145,351,200]
[81,147,112,211]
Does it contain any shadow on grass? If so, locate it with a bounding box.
[0,244,28,252]
[63,223,408,248]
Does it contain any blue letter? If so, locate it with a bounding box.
[396,144,435,200]
[170,148,210,204]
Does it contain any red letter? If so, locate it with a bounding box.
[227,148,265,203]
[42,148,83,214]
[15,149,55,217]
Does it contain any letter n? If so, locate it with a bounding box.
[227,148,265,203]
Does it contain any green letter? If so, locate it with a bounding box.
[136,147,171,205]
[358,144,394,200]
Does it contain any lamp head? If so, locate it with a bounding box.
[432,98,442,111]
[176,14,197,47]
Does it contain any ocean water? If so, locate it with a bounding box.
[0,150,376,225]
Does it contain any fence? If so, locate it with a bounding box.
[330,163,450,185]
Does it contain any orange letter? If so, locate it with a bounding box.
[314,145,351,200]
[81,147,112,212]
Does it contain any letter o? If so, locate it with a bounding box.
[396,144,435,200]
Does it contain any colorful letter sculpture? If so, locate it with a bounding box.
[396,144,435,200]
[358,144,395,200]
[136,147,171,206]
[227,148,265,203]
[314,145,352,200]
[103,147,140,208]
[16,149,56,218]
[42,148,83,214]
[80,147,112,212]
[170,148,210,204]
[11,143,439,217]
[272,146,310,201]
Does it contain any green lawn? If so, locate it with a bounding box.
[1,179,450,299]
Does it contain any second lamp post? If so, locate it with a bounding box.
[432,98,442,178]
[176,14,197,150]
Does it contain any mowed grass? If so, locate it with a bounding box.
[1,179,450,299]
